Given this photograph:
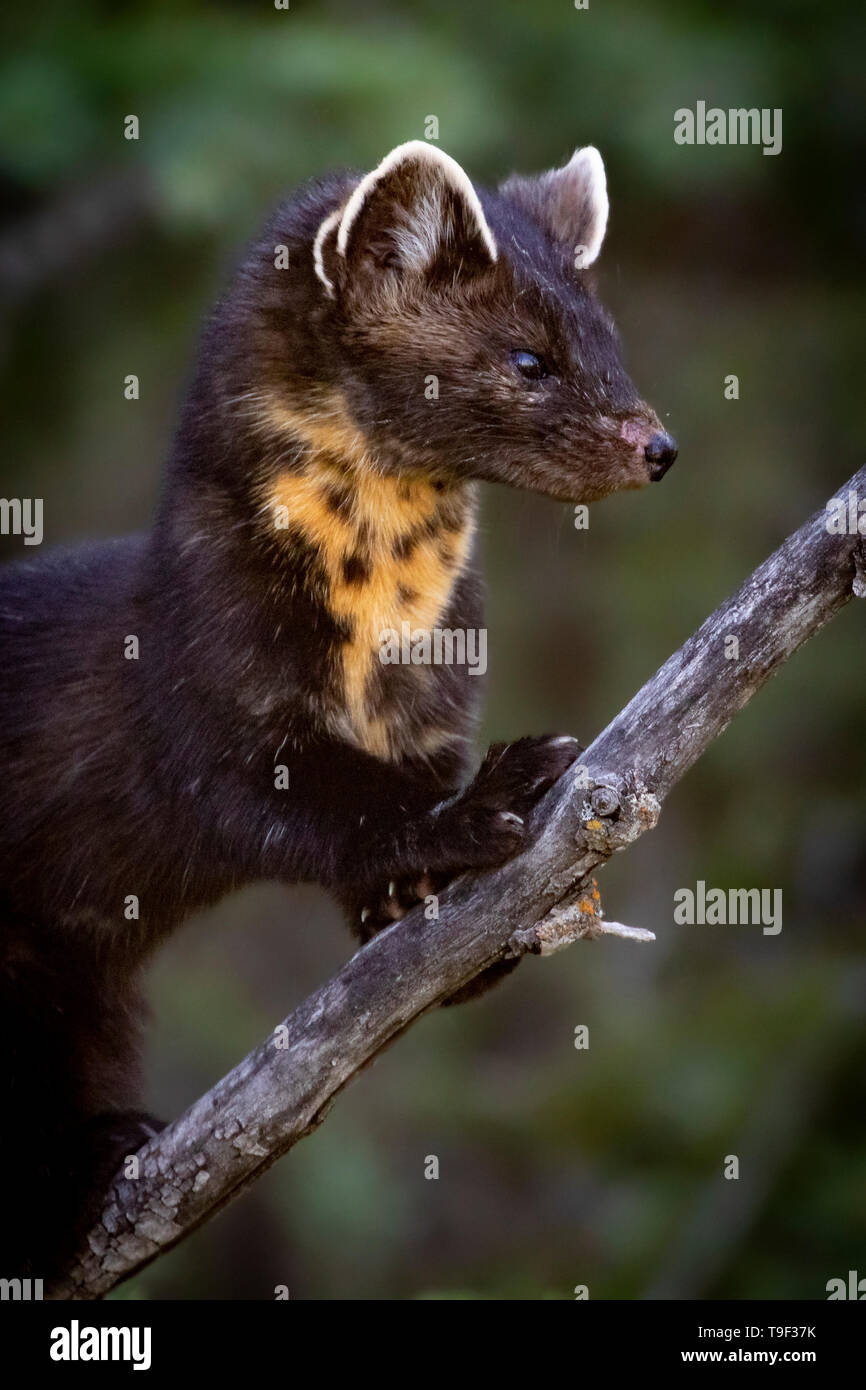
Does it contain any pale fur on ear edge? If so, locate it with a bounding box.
[313,207,343,297]
[565,145,608,266]
[333,140,498,266]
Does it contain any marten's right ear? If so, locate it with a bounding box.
[313,141,497,298]
[500,146,609,268]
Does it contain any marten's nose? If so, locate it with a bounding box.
[645,431,678,481]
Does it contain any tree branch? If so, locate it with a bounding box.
[50,464,866,1299]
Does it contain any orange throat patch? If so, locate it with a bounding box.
[259,393,476,759]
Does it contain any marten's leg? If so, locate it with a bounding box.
[349,735,581,923]
[0,913,161,1279]
[341,734,581,1000]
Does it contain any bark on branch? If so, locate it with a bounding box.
[51,464,866,1299]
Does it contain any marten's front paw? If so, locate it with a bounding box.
[359,869,447,936]
[458,733,582,826]
[358,734,581,935]
[436,733,581,869]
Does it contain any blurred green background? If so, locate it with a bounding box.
[1,0,864,1300]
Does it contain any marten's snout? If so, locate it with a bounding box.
[645,431,678,481]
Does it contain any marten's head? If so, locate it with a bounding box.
[277,140,676,505]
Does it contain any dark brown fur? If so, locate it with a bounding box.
[0,142,676,1279]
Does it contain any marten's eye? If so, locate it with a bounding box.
[510,349,550,382]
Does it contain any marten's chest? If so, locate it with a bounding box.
[265,429,476,761]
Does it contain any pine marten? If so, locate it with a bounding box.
[0,141,677,1279]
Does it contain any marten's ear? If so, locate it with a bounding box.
[314,141,497,297]
[500,146,609,267]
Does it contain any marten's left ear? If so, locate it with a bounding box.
[314,141,497,296]
[501,146,609,267]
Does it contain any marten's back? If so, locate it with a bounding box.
[0,538,158,926]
